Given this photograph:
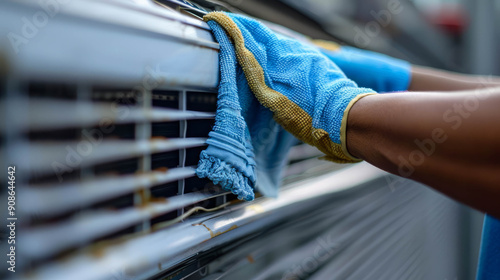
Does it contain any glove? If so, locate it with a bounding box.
[203,12,377,163]
[313,40,411,93]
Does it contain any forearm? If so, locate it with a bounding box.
[409,65,500,91]
[346,88,500,218]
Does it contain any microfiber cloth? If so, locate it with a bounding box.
[477,215,500,280]
[197,12,375,201]
[196,14,297,201]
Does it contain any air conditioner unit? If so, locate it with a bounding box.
[0,1,481,279]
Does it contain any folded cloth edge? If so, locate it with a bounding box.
[195,19,257,201]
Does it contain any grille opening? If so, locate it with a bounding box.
[92,193,135,210]
[94,157,140,176]
[184,177,216,194]
[150,211,178,228]
[226,193,238,202]
[28,167,81,185]
[186,119,214,137]
[151,181,178,199]
[185,197,219,214]
[27,81,77,100]
[185,146,206,167]
[151,151,179,170]
[27,128,80,141]
[98,123,136,140]
[152,122,181,138]
[186,91,217,112]
[92,87,140,105]
[153,90,179,109]
[36,124,138,141]
[27,205,83,228]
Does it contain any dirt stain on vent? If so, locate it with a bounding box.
[246,255,255,264]
[200,224,238,238]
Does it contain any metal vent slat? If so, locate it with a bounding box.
[19,167,197,217]
[14,99,214,131]
[19,189,229,260]
[22,138,207,173]
[0,1,219,87]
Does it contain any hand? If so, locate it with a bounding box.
[204,12,377,163]
[314,40,411,93]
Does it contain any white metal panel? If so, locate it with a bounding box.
[21,138,207,173]
[19,167,197,217]
[0,1,219,88]
[6,98,213,131]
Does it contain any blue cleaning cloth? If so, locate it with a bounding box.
[196,15,297,201]
[215,12,374,159]
[197,12,375,199]
[477,215,500,280]
[320,46,411,93]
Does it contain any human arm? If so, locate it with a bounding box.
[317,42,500,92]
[346,88,500,218]
[204,12,500,215]
[409,65,500,91]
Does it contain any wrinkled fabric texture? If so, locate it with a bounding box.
[477,215,500,280]
[196,16,297,201]
[203,12,375,161]
[319,46,411,93]
[226,13,376,146]
[197,12,375,200]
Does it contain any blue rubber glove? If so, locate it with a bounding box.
[204,12,377,163]
[315,41,411,93]
[477,215,500,280]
